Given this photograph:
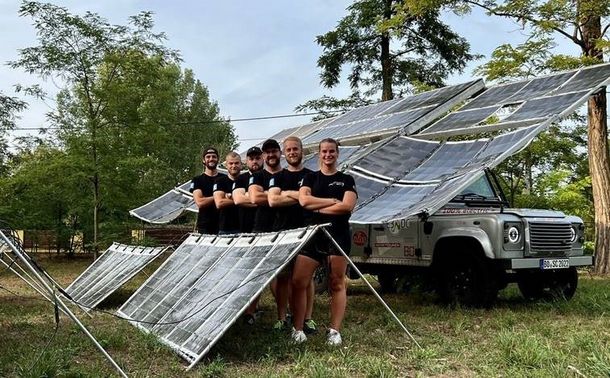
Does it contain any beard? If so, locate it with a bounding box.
[266,156,280,169]
[286,155,302,168]
[205,161,218,170]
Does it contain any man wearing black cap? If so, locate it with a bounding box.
[232,146,264,233]
[189,146,225,234]
[249,139,283,233]
[232,146,264,324]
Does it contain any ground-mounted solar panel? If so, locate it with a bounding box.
[130,181,194,224]
[117,227,319,369]
[418,63,610,139]
[64,243,167,311]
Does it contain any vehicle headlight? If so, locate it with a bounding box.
[503,222,523,247]
[507,226,520,243]
[569,226,577,243]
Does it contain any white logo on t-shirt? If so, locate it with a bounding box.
[269,178,275,187]
[329,181,344,187]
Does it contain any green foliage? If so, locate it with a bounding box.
[298,0,478,115]
[0,93,27,175]
[1,2,235,251]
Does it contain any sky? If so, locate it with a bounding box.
[0,1,577,151]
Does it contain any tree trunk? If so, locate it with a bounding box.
[581,9,610,274]
[588,92,610,274]
[381,0,393,101]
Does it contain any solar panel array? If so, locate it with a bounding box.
[297,80,483,148]
[117,227,319,368]
[418,64,610,138]
[130,64,610,226]
[64,243,167,312]
[349,123,551,223]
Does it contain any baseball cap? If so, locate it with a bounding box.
[261,139,280,151]
[202,146,218,157]
[246,146,263,157]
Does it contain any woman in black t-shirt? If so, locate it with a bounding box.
[292,138,357,345]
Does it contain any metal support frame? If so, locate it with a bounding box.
[0,230,129,378]
[321,227,422,350]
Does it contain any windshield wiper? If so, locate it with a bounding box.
[453,192,489,200]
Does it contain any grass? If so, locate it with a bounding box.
[1,255,610,377]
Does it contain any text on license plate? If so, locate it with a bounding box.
[540,258,570,270]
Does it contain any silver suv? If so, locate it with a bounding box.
[349,170,592,305]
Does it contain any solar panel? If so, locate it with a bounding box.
[299,80,484,148]
[129,181,194,224]
[117,227,319,369]
[419,63,610,138]
[353,136,439,179]
[403,139,488,182]
[350,124,546,223]
[302,145,368,171]
[64,243,167,312]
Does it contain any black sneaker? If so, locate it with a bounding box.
[303,319,318,335]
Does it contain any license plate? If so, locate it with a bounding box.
[540,258,570,270]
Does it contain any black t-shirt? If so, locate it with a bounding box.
[301,171,357,247]
[249,170,277,233]
[233,172,257,233]
[269,168,313,231]
[213,175,239,232]
[190,172,225,233]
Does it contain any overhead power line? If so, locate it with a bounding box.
[9,110,343,131]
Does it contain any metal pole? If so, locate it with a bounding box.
[0,231,129,377]
[321,227,422,350]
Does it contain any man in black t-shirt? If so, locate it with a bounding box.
[248,139,283,233]
[268,136,316,333]
[189,146,225,234]
[213,151,242,234]
[232,146,263,233]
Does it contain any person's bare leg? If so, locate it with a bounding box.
[328,255,348,331]
[291,255,319,331]
[275,274,290,321]
[270,277,278,299]
[305,278,315,320]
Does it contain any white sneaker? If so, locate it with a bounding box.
[326,328,342,346]
[291,328,307,344]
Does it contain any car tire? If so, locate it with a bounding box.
[437,253,498,306]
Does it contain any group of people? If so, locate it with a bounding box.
[189,137,357,345]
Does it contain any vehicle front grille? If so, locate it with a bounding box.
[528,221,572,255]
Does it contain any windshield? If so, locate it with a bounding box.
[453,176,497,200]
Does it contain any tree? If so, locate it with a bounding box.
[400,0,610,273]
[0,93,27,176]
[297,0,478,115]
[9,2,235,254]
